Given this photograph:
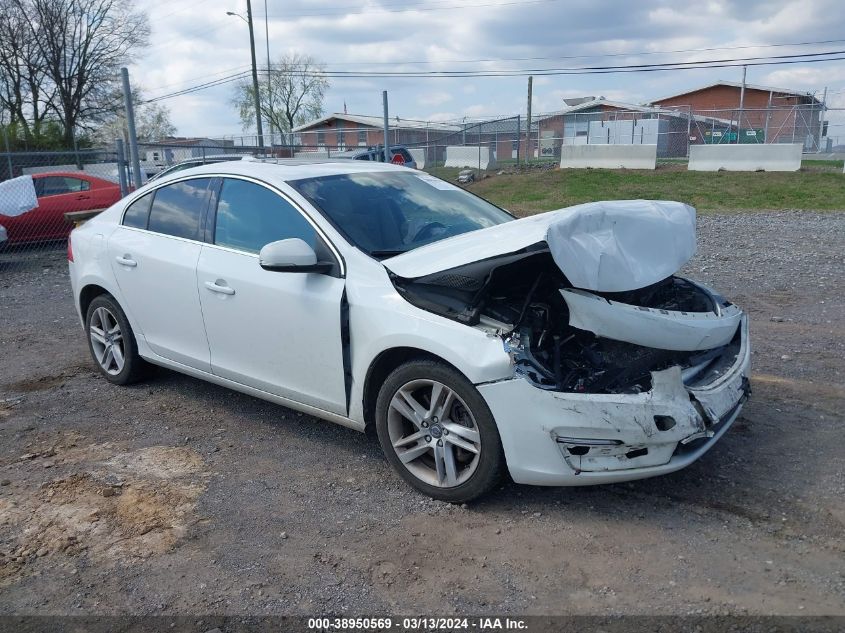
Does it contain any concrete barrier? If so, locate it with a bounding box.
[294,150,329,158]
[408,148,426,169]
[560,144,657,169]
[445,146,496,169]
[688,144,803,172]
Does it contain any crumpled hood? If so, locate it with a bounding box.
[383,200,697,292]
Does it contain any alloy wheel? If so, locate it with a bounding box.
[386,379,482,488]
[89,306,125,376]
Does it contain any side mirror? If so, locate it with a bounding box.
[259,238,332,273]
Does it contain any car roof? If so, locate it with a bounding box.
[31,171,114,183]
[153,158,410,184]
[180,155,247,162]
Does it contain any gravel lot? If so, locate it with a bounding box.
[0,211,843,616]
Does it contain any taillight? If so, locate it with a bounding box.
[67,235,74,262]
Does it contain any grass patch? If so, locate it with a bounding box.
[801,159,844,171]
[447,168,845,215]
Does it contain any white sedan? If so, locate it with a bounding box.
[68,160,750,502]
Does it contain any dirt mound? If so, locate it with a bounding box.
[0,446,209,586]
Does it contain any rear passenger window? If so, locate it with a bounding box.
[147,178,211,240]
[122,193,153,229]
[214,178,316,253]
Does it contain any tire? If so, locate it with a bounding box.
[84,294,148,385]
[375,359,504,503]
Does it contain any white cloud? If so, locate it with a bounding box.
[133,0,845,136]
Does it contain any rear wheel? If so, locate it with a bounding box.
[85,294,147,385]
[375,360,504,502]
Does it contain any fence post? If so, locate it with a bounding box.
[2,126,12,179]
[115,139,129,197]
[121,67,144,188]
[382,91,390,163]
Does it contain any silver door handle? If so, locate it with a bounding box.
[204,280,235,295]
[115,255,137,267]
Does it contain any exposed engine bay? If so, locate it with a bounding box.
[391,248,742,395]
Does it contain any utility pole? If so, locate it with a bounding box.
[227,5,264,149]
[382,91,390,163]
[120,67,143,188]
[525,75,533,164]
[264,0,273,144]
[738,65,747,143]
[246,1,264,149]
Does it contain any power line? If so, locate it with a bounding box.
[320,38,845,67]
[142,50,845,103]
[144,65,252,96]
[144,71,253,103]
[310,49,845,77]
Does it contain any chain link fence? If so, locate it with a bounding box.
[1,104,842,273]
[221,105,841,171]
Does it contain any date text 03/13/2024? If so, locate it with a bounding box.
[307,617,528,630]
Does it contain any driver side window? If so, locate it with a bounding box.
[213,178,316,254]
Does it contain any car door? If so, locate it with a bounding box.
[23,175,93,241]
[86,177,122,210]
[107,177,214,372]
[196,176,348,415]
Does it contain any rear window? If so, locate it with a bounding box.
[36,176,89,196]
[147,178,212,240]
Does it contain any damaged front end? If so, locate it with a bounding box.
[391,249,744,395]
[384,201,751,483]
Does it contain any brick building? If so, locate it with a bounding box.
[648,81,825,149]
[292,114,459,151]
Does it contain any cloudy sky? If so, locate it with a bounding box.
[133,0,845,140]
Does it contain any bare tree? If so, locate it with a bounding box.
[0,0,55,141]
[12,0,150,146]
[233,53,329,137]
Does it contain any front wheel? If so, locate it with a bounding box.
[375,360,504,502]
[85,294,148,385]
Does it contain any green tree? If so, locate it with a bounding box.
[94,99,177,145]
[233,53,329,137]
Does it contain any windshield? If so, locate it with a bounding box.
[289,171,513,257]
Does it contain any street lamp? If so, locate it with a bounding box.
[227,1,264,150]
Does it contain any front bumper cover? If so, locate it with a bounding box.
[477,316,751,486]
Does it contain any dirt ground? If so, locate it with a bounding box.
[0,211,843,617]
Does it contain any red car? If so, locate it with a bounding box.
[0,172,123,245]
